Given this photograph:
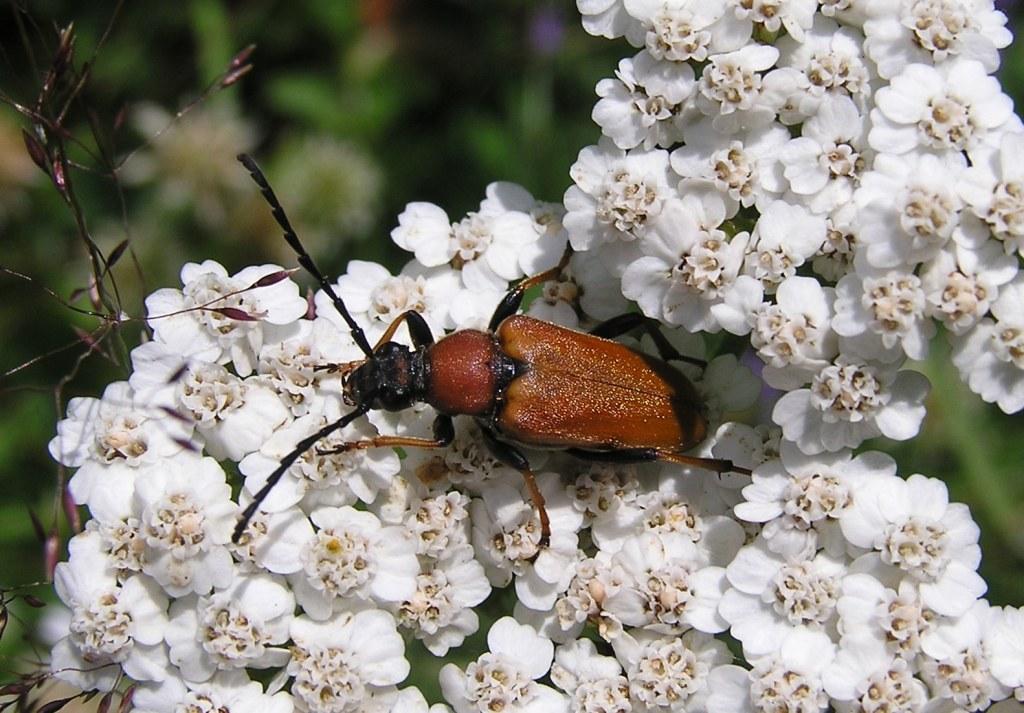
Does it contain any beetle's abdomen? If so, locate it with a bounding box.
[425,330,505,416]
[495,315,707,451]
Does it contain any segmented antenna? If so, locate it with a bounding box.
[232,405,369,543]
[237,153,374,357]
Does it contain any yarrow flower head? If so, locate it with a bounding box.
[43,1,1024,711]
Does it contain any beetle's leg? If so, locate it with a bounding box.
[653,449,751,475]
[488,247,572,331]
[317,413,454,454]
[315,312,434,375]
[479,427,551,549]
[566,447,751,476]
[589,313,707,368]
[372,309,435,350]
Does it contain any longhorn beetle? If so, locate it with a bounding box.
[233,154,749,546]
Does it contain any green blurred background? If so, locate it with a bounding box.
[0,0,1022,705]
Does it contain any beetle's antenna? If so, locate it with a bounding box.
[232,404,370,543]
[237,153,374,358]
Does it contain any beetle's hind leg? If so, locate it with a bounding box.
[566,447,752,476]
[589,313,706,369]
[479,427,551,549]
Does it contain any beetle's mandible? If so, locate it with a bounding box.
[233,154,749,547]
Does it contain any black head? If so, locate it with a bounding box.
[343,342,425,412]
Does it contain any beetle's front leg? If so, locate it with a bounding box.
[488,247,572,330]
[479,426,551,549]
[372,309,435,350]
[316,413,454,454]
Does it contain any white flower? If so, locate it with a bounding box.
[550,638,629,712]
[725,276,838,390]
[145,261,306,376]
[471,474,583,610]
[84,498,147,580]
[596,465,746,563]
[621,192,749,332]
[696,354,761,426]
[257,316,359,418]
[594,49,696,150]
[52,531,170,692]
[734,443,896,559]
[855,151,971,269]
[403,489,473,558]
[612,628,731,711]
[841,472,987,617]
[951,275,1024,413]
[775,16,874,116]
[317,259,461,341]
[812,203,859,281]
[920,600,1011,710]
[448,283,507,330]
[623,0,752,63]
[481,181,570,276]
[288,609,410,713]
[564,141,675,257]
[389,202,453,268]
[818,0,872,26]
[440,617,567,713]
[862,0,1011,79]
[836,573,942,660]
[959,131,1024,257]
[186,364,291,460]
[129,341,290,461]
[516,255,581,330]
[556,249,633,325]
[400,418,517,494]
[706,628,835,713]
[832,268,935,361]
[670,119,789,214]
[164,571,294,682]
[233,504,315,576]
[239,412,400,514]
[710,421,783,474]
[567,460,643,546]
[543,554,623,642]
[396,548,491,656]
[920,243,1018,335]
[579,0,645,43]
[778,95,870,214]
[289,505,418,618]
[696,44,780,134]
[133,452,238,597]
[721,537,845,657]
[131,670,295,713]
[824,634,928,709]
[869,59,1014,156]
[601,531,729,634]
[728,0,816,41]
[742,200,826,290]
[50,381,187,509]
[390,199,539,292]
[772,357,930,454]
[986,606,1024,693]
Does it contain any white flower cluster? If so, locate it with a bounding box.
[46,1,1024,712]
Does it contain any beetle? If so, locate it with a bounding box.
[233,154,749,546]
